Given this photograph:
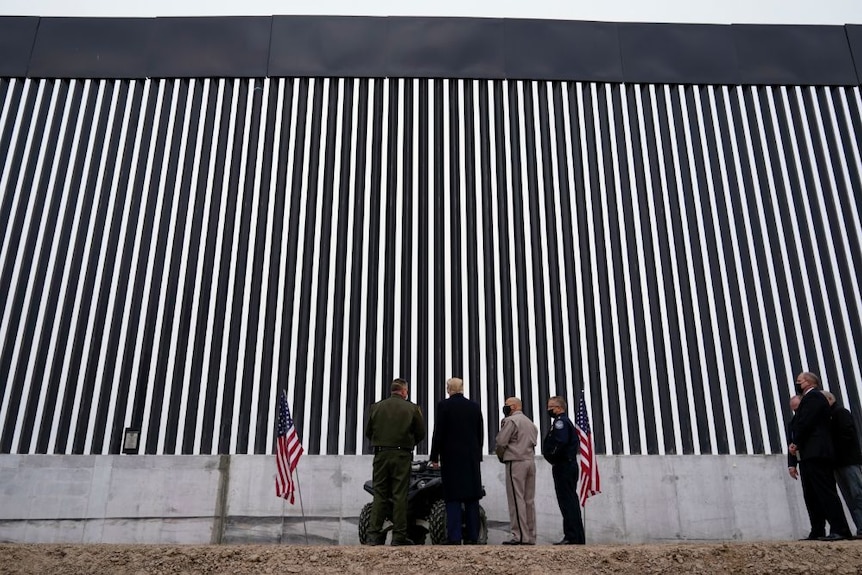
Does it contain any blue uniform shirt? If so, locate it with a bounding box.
[542,412,579,465]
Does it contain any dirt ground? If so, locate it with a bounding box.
[2,541,862,575]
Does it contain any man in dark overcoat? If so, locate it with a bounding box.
[823,391,862,537]
[429,377,484,544]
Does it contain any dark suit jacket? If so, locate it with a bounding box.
[791,389,833,460]
[429,393,484,501]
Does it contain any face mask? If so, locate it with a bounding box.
[547,409,557,419]
[794,384,803,395]
[502,405,512,417]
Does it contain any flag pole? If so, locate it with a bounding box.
[295,468,309,544]
[579,389,587,535]
[275,389,306,544]
[280,493,285,544]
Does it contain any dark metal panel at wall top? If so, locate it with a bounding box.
[149,16,271,78]
[503,19,623,82]
[269,16,389,77]
[386,17,505,79]
[0,16,39,77]
[618,23,739,85]
[847,25,862,82]
[4,16,862,86]
[28,18,153,79]
[733,24,858,86]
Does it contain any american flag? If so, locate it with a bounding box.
[575,395,600,507]
[276,390,304,504]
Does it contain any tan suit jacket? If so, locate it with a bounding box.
[495,411,537,462]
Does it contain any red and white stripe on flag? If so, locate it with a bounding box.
[276,390,304,504]
[575,395,601,507]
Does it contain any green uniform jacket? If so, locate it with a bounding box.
[365,394,426,449]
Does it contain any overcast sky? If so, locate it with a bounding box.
[1,0,861,24]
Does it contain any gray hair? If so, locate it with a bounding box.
[446,377,464,395]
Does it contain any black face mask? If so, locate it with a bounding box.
[547,409,557,419]
[502,405,512,417]
[794,384,803,395]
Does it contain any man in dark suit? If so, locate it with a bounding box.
[429,377,484,545]
[789,372,852,541]
[787,393,817,539]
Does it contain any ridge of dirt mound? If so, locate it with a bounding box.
[2,541,861,575]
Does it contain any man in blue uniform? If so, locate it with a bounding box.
[542,395,585,545]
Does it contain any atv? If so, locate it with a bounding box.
[358,460,488,545]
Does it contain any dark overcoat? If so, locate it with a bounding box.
[830,404,862,466]
[429,393,484,501]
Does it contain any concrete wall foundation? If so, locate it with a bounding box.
[0,455,815,544]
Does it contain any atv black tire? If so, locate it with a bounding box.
[428,500,448,544]
[477,506,488,545]
[358,502,373,544]
[427,500,489,545]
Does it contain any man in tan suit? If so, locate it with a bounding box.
[495,397,538,545]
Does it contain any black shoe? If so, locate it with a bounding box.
[799,531,825,541]
[441,540,461,545]
[818,533,848,541]
[554,539,580,545]
[501,540,522,545]
[391,538,416,546]
[462,540,479,545]
[363,535,386,547]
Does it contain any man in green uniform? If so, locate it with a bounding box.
[364,378,426,545]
